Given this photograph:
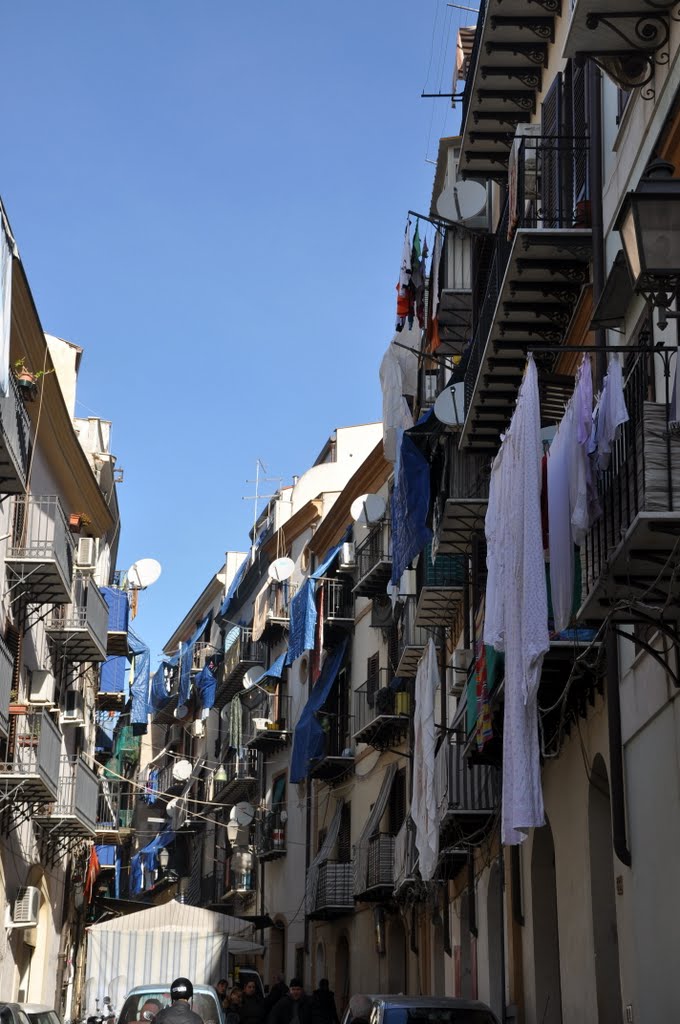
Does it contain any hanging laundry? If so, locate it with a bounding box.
[396,225,413,332]
[484,355,549,845]
[588,354,629,471]
[474,598,493,750]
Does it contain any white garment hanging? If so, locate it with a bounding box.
[589,355,629,470]
[484,355,549,845]
[412,638,440,879]
[379,326,419,462]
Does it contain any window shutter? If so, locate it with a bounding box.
[389,768,407,835]
[367,653,380,707]
[338,803,351,862]
[571,60,589,207]
[541,72,563,225]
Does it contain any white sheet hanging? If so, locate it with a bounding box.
[412,638,439,879]
[379,324,419,462]
[484,355,549,845]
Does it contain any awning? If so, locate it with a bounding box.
[590,250,633,330]
[391,431,433,584]
[290,638,348,783]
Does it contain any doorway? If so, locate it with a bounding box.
[588,755,623,1023]
[531,823,563,1023]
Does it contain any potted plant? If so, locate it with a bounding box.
[12,357,54,402]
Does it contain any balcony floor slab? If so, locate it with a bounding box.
[415,585,464,627]
[435,499,488,555]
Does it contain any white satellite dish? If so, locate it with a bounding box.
[233,801,255,826]
[127,558,162,589]
[350,493,386,525]
[268,556,295,583]
[172,759,192,783]
[434,381,465,427]
[242,668,263,691]
[436,178,486,225]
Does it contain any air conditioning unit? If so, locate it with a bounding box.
[167,723,183,748]
[28,670,56,706]
[371,595,393,629]
[62,690,85,726]
[399,569,417,597]
[10,887,40,929]
[449,648,473,695]
[339,542,355,570]
[191,719,205,739]
[75,536,97,569]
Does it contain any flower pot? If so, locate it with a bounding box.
[15,372,38,402]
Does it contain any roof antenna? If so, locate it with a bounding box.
[242,459,282,560]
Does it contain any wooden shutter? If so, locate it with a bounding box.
[571,60,589,209]
[367,653,380,707]
[389,768,407,835]
[541,72,563,226]
[338,803,351,862]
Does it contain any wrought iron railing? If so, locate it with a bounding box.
[96,779,131,830]
[355,520,391,582]
[242,693,291,742]
[7,494,74,582]
[256,808,287,856]
[223,628,266,681]
[583,352,680,600]
[0,635,13,738]
[264,581,297,621]
[223,749,259,787]
[321,577,354,620]
[314,860,353,910]
[398,598,432,657]
[354,669,409,736]
[49,572,109,646]
[436,733,498,817]
[394,816,418,889]
[0,372,31,490]
[49,755,98,830]
[366,833,395,889]
[0,711,61,789]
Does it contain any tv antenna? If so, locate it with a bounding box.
[242,459,282,554]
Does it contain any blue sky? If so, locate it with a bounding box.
[1,2,464,663]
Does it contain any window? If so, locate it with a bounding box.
[367,653,380,707]
[388,768,407,836]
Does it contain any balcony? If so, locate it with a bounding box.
[0,635,14,740]
[308,711,354,785]
[355,833,395,901]
[307,861,353,920]
[242,693,292,752]
[394,817,419,894]
[0,710,61,805]
[353,520,392,597]
[257,581,297,642]
[214,749,259,804]
[47,572,109,661]
[100,586,130,657]
[437,735,498,846]
[5,495,74,604]
[256,809,287,861]
[33,754,98,838]
[395,598,439,678]
[216,628,266,706]
[320,577,354,639]
[459,0,558,181]
[415,543,465,628]
[95,780,133,844]
[461,135,591,453]
[431,437,490,556]
[0,372,31,495]
[353,670,410,749]
[581,353,680,621]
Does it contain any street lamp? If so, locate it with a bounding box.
[616,159,680,329]
[158,847,170,871]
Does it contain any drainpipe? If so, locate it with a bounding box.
[606,628,632,866]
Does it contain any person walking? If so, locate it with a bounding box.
[263,975,288,1018]
[224,987,243,1024]
[154,980,204,1024]
[312,980,339,1024]
[267,979,316,1024]
[239,979,265,1024]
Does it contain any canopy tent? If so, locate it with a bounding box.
[85,900,261,1011]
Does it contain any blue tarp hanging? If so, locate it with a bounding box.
[290,637,348,783]
[150,662,174,712]
[288,579,317,663]
[128,629,151,733]
[100,586,130,634]
[95,722,115,753]
[95,844,117,867]
[218,554,249,619]
[100,655,128,695]
[177,614,210,711]
[130,828,176,895]
[391,431,433,585]
[195,663,216,711]
[311,536,346,581]
[252,651,287,686]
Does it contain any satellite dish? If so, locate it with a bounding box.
[436,178,486,225]
[268,557,295,583]
[243,668,263,691]
[127,558,162,589]
[350,493,386,525]
[172,759,192,783]
[166,798,178,814]
[234,801,255,826]
[434,382,465,427]
[174,704,189,720]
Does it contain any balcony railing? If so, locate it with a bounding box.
[394,817,418,892]
[96,780,133,839]
[0,371,31,494]
[0,710,61,804]
[217,628,266,706]
[432,436,490,556]
[353,669,410,748]
[5,495,74,604]
[47,572,109,661]
[396,598,437,678]
[582,352,680,619]
[256,808,287,861]
[214,749,260,803]
[33,754,98,837]
[308,860,353,918]
[243,693,292,750]
[320,577,354,625]
[0,635,13,739]
[258,582,297,640]
[437,734,498,839]
[366,833,395,891]
[415,542,466,628]
[354,520,392,596]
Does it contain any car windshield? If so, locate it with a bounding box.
[383,1010,497,1024]
[119,993,220,1024]
[28,1013,61,1024]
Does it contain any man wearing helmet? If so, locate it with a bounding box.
[155,979,204,1024]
